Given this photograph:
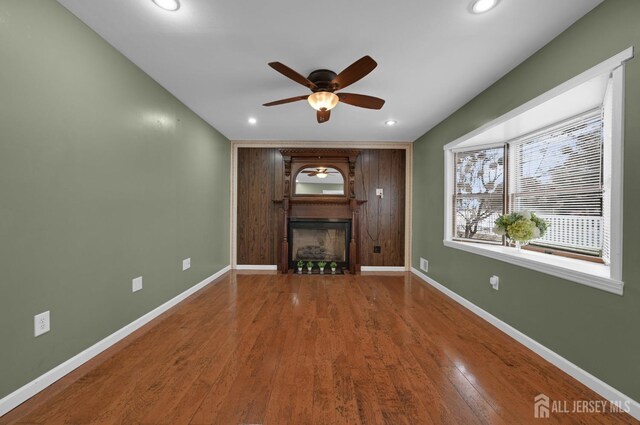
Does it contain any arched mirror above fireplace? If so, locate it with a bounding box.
[294,166,345,196]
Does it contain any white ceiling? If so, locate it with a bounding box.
[57,0,603,143]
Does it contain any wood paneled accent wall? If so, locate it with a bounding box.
[236,148,282,265]
[355,149,405,266]
[236,148,405,266]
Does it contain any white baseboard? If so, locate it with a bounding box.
[360,266,406,272]
[410,268,640,421]
[0,265,231,417]
[234,264,278,270]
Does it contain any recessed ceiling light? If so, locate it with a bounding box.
[471,0,499,14]
[248,117,257,125]
[385,120,397,126]
[152,0,180,11]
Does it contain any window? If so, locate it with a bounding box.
[443,48,632,295]
[453,112,605,257]
[510,111,604,256]
[454,147,504,243]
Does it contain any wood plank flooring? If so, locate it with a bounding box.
[1,271,636,424]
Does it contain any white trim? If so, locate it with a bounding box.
[230,141,237,269]
[443,47,634,151]
[608,66,624,282]
[443,240,623,295]
[360,266,405,272]
[405,143,414,272]
[450,141,507,153]
[234,264,278,270]
[231,140,413,148]
[443,149,454,242]
[410,268,640,421]
[0,265,231,417]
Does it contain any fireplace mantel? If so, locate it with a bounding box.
[273,149,365,273]
[273,198,366,221]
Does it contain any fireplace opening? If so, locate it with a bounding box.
[288,219,351,269]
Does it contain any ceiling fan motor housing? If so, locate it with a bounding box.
[308,69,338,92]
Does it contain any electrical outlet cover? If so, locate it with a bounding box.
[34,311,50,337]
[420,258,428,272]
[490,275,500,290]
[182,258,191,271]
[132,276,143,293]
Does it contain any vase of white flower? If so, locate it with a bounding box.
[494,211,548,251]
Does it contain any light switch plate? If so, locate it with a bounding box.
[34,311,50,337]
[182,258,191,271]
[376,188,384,198]
[132,276,143,293]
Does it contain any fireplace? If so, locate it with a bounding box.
[288,219,351,269]
[275,149,364,273]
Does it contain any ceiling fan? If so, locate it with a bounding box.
[263,55,385,124]
[303,167,339,179]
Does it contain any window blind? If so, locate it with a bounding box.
[511,112,603,254]
[454,147,504,242]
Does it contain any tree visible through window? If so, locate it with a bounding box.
[454,147,504,242]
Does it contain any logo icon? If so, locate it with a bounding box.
[534,393,550,418]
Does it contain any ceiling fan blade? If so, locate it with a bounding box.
[268,62,317,90]
[331,56,377,90]
[317,109,331,124]
[263,95,309,107]
[337,93,385,110]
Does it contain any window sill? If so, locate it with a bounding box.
[443,240,624,295]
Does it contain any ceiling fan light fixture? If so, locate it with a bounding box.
[316,172,328,179]
[307,92,339,112]
[471,0,499,14]
[152,0,180,11]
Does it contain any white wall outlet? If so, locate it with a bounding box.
[182,258,191,271]
[34,311,50,337]
[420,257,428,272]
[376,188,384,198]
[132,276,143,293]
[490,275,500,291]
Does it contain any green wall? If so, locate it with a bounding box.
[0,0,230,399]
[412,0,640,401]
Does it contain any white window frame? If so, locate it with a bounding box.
[443,48,632,296]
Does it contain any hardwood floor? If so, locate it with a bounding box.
[1,271,636,424]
